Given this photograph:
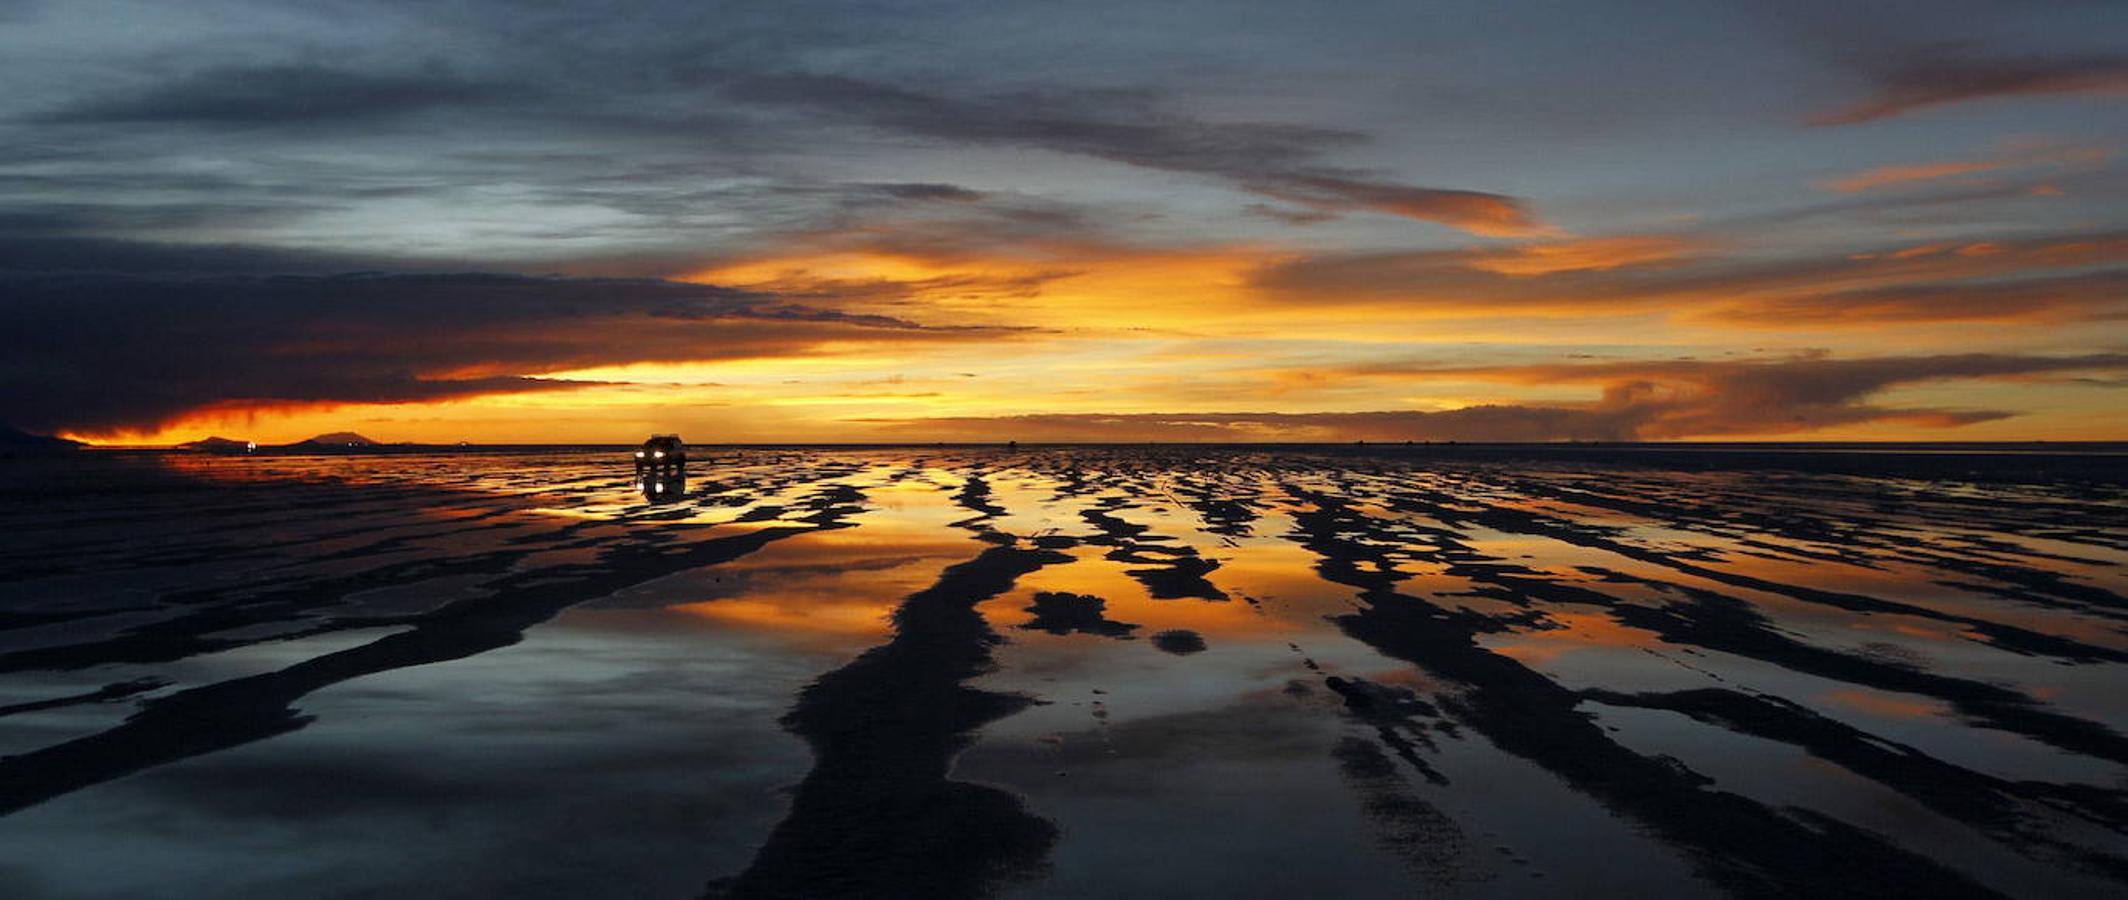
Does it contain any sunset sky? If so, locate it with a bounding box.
[2,0,2124,444]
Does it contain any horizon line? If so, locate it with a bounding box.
[77,438,2128,450]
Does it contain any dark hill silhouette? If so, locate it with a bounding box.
[295,432,375,447]
[0,425,82,454]
[178,437,251,453]
[174,432,426,455]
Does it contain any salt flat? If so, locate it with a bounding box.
[0,446,2123,899]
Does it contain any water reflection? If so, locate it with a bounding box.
[634,435,689,503]
[0,447,2122,898]
[639,469,685,502]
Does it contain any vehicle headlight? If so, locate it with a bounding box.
[654,451,665,458]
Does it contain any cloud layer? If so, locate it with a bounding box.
[729,75,1541,236]
[1814,45,2128,126]
[867,353,2128,442]
[0,273,1014,435]
[0,1,2121,442]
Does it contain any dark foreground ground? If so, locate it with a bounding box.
[0,446,2123,898]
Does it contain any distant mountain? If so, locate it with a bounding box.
[174,433,408,454]
[0,425,83,453]
[293,432,376,447]
[179,436,252,453]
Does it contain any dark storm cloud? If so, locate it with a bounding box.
[867,353,2128,442]
[1812,44,2128,125]
[728,74,1540,235]
[0,272,1019,435]
[32,63,510,126]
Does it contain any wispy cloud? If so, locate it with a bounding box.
[1813,45,2128,126]
[30,63,510,126]
[1353,352,2128,438]
[1816,143,2109,193]
[867,352,2128,442]
[1250,230,2128,323]
[729,74,1542,236]
[1819,160,2008,194]
[1696,270,2128,326]
[1458,236,1702,276]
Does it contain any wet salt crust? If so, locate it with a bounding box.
[1,445,2123,899]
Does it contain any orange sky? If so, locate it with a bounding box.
[72,229,2126,446]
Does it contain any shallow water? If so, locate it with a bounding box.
[0,447,2123,898]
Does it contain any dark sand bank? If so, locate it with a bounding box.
[0,446,2123,898]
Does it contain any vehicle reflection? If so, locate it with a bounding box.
[639,469,685,503]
